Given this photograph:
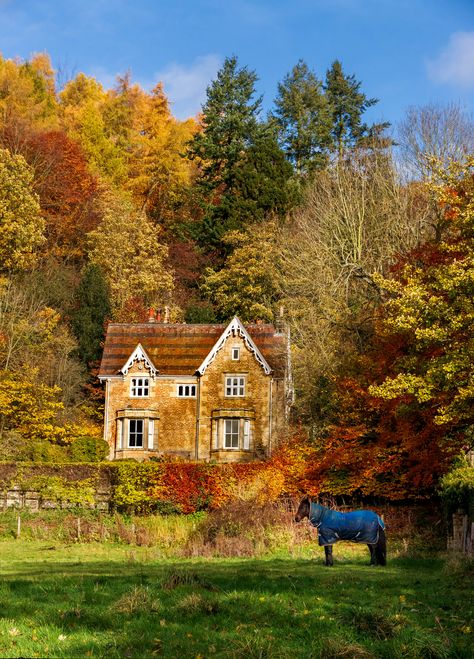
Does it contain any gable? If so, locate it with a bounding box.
[120,343,158,378]
[197,317,272,376]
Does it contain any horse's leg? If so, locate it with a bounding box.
[375,527,387,566]
[324,545,333,566]
[368,543,377,565]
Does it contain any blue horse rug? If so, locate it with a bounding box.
[309,502,385,546]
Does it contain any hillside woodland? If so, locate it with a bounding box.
[0,52,473,499]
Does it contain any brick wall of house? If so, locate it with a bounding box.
[103,333,285,462]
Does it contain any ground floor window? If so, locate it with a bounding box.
[116,412,158,452]
[128,419,144,447]
[224,419,240,448]
[212,414,253,451]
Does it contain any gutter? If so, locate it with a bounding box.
[195,375,201,461]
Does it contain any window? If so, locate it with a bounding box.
[232,346,240,360]
[177,384,196,398]
[128,419,144,448]
[131,377,149,397]
[224,419,239,448]
[225,376,245,397]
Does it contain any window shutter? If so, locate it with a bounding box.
[148,419,155,450]
[243,420,250,450]
[117,419,123,450]
[213,420,219,450]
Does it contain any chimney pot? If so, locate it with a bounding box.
[148,307,156,323]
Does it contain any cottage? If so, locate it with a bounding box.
[98,315,292,462]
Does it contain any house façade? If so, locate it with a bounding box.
[98,315,292,462]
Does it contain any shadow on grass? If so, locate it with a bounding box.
[0,552,472,658]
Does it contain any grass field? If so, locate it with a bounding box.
[0,538,472,658]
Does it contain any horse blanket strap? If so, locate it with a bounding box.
[309,502,384,546]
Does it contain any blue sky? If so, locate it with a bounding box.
[1,0,473,129]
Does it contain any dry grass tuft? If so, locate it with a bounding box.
[110,585,162,615]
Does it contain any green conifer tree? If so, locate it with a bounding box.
[324,60,390,158]
[272,60,332,176]
[71,263,111,365]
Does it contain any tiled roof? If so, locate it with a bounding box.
[99,321,287,378]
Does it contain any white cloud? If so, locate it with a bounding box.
[153,54,222,120]
[427,31,474,88]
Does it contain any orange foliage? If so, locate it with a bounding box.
[23,130,99,257]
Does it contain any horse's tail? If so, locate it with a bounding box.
[376,525,387,566]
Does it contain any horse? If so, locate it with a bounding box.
[294,496,387,566]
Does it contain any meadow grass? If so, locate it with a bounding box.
[0,538,472,658]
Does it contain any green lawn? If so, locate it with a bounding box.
[0,540,472,658]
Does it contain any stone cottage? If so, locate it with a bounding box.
[98,315,292,462]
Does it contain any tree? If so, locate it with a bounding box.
[87,192,174,316]
[59,73,127,184]
[370,158,474,441]
[71,264,111,365]
[280,151,430,425]
[0,147,44,272]
[0,369,65,443]
[0,53,58,152]
[202,221,282,322]
[324,60,389,159]
[272,59,332,176]
[21,130,99,258]
[398,103,474,180]
[187,56,263,249]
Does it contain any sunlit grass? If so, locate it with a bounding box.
[0,539,472,658]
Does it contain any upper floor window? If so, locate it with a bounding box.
[225,375,245,397]
[131,377,149,397]
[177,384,196,398]
[231,346,240,360]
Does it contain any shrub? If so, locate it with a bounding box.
[182,499,299,557]
[439,461,474,517]
[69,436,109,462]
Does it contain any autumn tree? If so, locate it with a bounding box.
[0,148,44,272]
[59,73,127,184]
[398,103,474,180]
[281,150,430,424]
[202,221,282,322]
[20,130,99,258]
[0,369,65,442]
[0,53,57,152]
[87,193,174,316]
[370,158,474,444]
[310,158,474,496]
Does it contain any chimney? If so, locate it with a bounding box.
[275,305,285,333]
[164,306,170,323]
[148,307,156,323]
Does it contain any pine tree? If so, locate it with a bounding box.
[71,263,111,365]
[187,56,262,250]
[272,60,332,176]
[324,60,390,158]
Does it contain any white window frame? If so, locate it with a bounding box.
[231,346,240,361]
[177,384,197,398]
[225,375,246,397]
[130,377,150,397]
[224,419,240,449]
[128,419,144,448]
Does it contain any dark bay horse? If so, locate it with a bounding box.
[295,496,387,566]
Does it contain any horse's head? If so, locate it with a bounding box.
[294,495,311,522]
